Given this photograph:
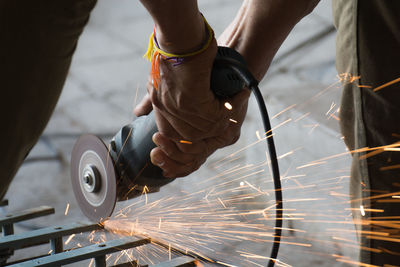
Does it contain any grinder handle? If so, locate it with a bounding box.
[210,46,247,97]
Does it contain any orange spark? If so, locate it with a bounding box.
[179,140,193,145]
[373,77,400,92]
[380,164,400,171]
[296,161,327,169]
[366,235,400,243]
[335,258,379,267]
[272,104,296,119]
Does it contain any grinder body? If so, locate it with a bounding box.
[71,47,247,221]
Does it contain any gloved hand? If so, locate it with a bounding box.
[134,39,250,178]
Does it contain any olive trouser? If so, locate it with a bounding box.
[0,0,97,199]
[1,0,400,265]
[334,0,400,264]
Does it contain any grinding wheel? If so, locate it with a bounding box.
[71,135,117,222]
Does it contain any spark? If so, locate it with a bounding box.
[294,112,310,122]
[325,102,336,116]
[360,205,365,216]
[116,127,133,162]
[366,235,400,243]
[142,186,149,205]
[272,104,296,119]
[384,147,400,151]
[229,118,238,123]
[326,228,389,236]
[373,76,400,92]
[331,236,359,245]
[380,164,400,171]
[64,234,75,245]
[224,102,233,110]
[216,261,239,267]
[83,75,400,266]
[179,140,193,144]
[346,208,384,213]
[277,151,294,160]
[296,161,327,169]
[218,198,227,208]
[64,203,70,216]
[255,130,261,140]
[335,258,379,267]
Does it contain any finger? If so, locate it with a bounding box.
[151,62,229,139]
[153,103,230,142]
[153,133,199,165]
[133,94,153,116]
[150,147,205,178]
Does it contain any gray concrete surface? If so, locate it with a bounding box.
[2,0,360,266]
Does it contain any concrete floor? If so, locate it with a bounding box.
[2,0,360,266]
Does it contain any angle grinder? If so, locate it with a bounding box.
[71,47,250,222]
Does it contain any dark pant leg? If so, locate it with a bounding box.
[357,0,400,264]
[334,0,400,264]
[0,0,97,199]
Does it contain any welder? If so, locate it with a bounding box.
[1,0,399,265]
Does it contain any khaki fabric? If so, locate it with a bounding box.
[333,0,400,264]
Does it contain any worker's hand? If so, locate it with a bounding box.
[135,39,250,178]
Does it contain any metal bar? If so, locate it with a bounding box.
[49,237,63,254]
[150,256,197,267]
[0,206,54,227]
[113,261,145,267]
[9,236,150,267]
[0,222,101,250]
[2,224,14,236]
[95,255,106,267]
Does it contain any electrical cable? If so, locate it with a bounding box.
[215,57,283,267]
[252,84,283,267]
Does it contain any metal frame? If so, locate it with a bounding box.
[0,204,197,267]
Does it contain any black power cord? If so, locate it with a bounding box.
[214,56,283,267]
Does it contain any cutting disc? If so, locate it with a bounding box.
[71,134,117,222]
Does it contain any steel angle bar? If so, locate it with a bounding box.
[150,256,197,267]
[9,236,150,267]
[0,222,101,250]
[0,206,54,227]
[112,261,147,267]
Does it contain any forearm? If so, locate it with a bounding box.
[219,0,320,80]
[139,0,207,54]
